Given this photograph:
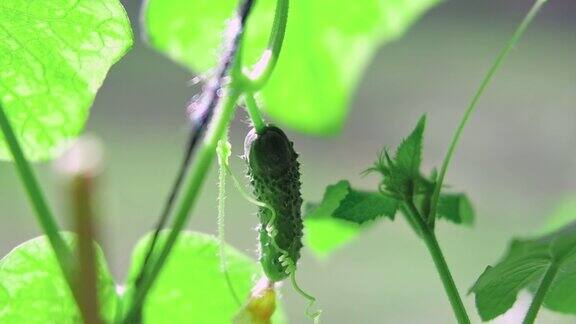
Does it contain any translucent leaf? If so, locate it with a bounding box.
[305,213,361,259]
[127,231,285,323]
[0,235,118,323]
[0,0,133,161]
[143,0,440,135]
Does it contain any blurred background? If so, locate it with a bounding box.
[1,0,574,322]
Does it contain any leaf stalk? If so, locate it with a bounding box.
[242,0,289,91]
[429,0,549,223]
[523,261,559,324]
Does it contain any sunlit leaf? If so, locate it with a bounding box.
[143,0,440,135]
[0,0,133,161]
[0,234,118,323]
[127,231,285,323]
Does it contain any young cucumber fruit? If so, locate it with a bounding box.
[244,125,303,281]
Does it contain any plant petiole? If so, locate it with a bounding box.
[523,261,559,324]
[428,0,549,222]
[241,0,289,91]
[244,94,267,132]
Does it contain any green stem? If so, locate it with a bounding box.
[429,0,548,222]
[244,94,266,132]
[523,262,559,324]
[122,90,241,322]
[242,0,289,90]
[0,104,72,276]
[216,130,242,306]
[405,201,470,324]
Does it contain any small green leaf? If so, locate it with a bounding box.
[436,193,474,225]
[395,115,426,177]
[376,115,428,197]
[0,234,118,323]
[307,180,398,224]
[143,0,440,135]
[0,0,133,161]
[471,222,576,321]
[127,231,285,323]
[304,180,397,257]
[334,188,398,224]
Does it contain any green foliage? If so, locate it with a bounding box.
[143,0,441,135]
[395,115,426,178]
[305,215,362,258]
[0,235,117,323]
[0,0,133,161]
[368,115,474,223]
[332,181,398,224]
[471,222,576,321]
[304,180,397,256]
[437,193,474,226]
[127,231,285,323]
[305,117,475,258]
[368,115,429,199]
[303,181,361,257]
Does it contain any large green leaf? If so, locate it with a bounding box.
[0,0,133,161]
[126,231,285,323]
[143,0,440,135]
[471,222,576,321]
[0,235,118,323]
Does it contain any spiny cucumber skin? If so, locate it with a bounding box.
[245,126,303,282]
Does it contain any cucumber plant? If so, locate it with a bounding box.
[0,0,572,323]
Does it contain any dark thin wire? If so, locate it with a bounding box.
[131,0,256,304]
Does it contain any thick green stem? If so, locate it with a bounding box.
[0,104,72,276]
[523,262,559,324]
[429,0,548,224]
[122,90,241,322]
[405,201,470,324]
